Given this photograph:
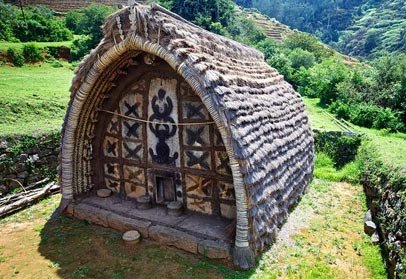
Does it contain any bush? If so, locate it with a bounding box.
[0,4,72,42]
[330,101,405,132]
[70,36,93,61]
[288,48,316,69]
[66,5,115,60]
[300,58,349,104]
[255,38,279,60]
[22,44,43,63]
[314,130,362,168]
[0,2,17,41]
[7,47,24,67]
[284,32,334,61]
[65,10,83,34]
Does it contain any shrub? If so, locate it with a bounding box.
[70,36,93,61]
[7,47,24,67]
[314,130,362,168]
[256,38,279,60]
[0,2,17,41]
[288,48,316,69]
[65,10,83,34]
[0,4,72,42]
[284,32,334,61]
[67,5,115,60]
[22,44,43,63]
[12,6,73,42]
[301,58,350,104]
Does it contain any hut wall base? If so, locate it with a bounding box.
[232,246,255,270]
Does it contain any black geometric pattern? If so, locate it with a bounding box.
[109,119,120,134]
[185,151,210,170]
[123,121,141,138]
[106,140,117,156]
[184,102,207,120]
[123,142,142,160]
[216,151,232,176]
[124,101,140,117]
[185,127,206,146]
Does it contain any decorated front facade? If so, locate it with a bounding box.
[94,54,235,219]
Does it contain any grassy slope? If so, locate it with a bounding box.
[0,41,72,52]
[0,177,387,278]
[304,97,406,169]
[0,62,73,136]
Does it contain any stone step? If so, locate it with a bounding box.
[66,202,231,260]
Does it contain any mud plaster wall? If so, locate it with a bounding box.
[92,53,236,219]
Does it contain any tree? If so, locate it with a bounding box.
[170,0,235,30]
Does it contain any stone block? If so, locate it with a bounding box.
[364,220,377,236]
[73,204,110,227]
[107,213,151,237]
[149,225,198,254]
[198,239,231,259]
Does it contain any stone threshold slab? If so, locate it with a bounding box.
[65,201,232,260]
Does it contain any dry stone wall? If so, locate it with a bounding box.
[0,133,60,197]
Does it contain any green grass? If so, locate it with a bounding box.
[304,97,406,169]
[303,97,343,131]
[0,41,73,52]
[0,179,387,279]
[314,153,361,184]
[0,63,73,136]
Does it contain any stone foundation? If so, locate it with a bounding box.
[65,196,232,260]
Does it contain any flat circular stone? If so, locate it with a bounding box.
[167,201,183,210]
[97,189,112,198]
[123,230,140,243]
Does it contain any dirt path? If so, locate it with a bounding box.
[0,180,386,279]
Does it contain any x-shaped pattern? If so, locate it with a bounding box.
[124,101,140,117]
[106,140,117,156]
[187,175,212,197]
[123,142,142,160]
[185,103,206,119]
[185,127,206,146]
[109,119,120,134]
[124,166,144,183]
[186,151,210,170]
[123,121,141,138]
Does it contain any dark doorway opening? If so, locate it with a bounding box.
[155,176,176,204]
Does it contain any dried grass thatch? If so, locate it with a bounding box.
[60,2,314,269]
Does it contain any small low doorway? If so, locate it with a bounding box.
[155,175,176,204]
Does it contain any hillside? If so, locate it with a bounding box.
[241,0,406,58]
[337,0,406,57]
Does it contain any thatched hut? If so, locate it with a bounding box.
[59,2,314,269]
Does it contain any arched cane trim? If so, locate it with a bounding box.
[61,34,251,250]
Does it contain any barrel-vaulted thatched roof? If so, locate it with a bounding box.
[60,2,314,269]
